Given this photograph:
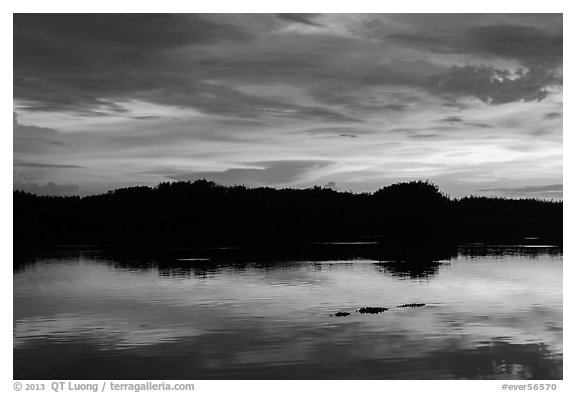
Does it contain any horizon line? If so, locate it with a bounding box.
[13,178,564,203]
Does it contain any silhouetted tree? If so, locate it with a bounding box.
[13,180,562,251]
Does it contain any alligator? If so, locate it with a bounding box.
[356,307,389,314]
[332,312,351,317]
[397,303,426,308]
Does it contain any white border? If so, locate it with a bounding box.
[3,2,571,392]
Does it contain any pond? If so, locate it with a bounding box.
[13,245,562,380]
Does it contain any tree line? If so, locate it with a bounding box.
[14,180,562,250]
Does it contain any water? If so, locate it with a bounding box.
[13,245,562,380]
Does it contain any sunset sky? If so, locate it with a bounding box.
[13,13,562,198]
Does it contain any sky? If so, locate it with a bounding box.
[13,13,563,198]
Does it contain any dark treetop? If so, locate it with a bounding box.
[14,180,562,252]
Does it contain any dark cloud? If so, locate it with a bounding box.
[323,181,338,190]
[478,184,563,200]
[437,116,492,128]
[304,127,373,137]
[480,184,562,193]
[10,15,407,120]
[14,14,250,56]
[533,191,562,199]
[408,133,440,139]
[11,14,562,197]
[471,123,493,129]
[382,19,562,68]
[13,112,69,153]
[14,181,80,196]
[367,16,562,103]
[307,132,359,139]
[13,159,83,169]
[132,115,175,121]
[384,32,455,54]
[15,20,361,122]
[465,24,562,67]
[277,14,323,27]
[168,160,335,185]
[439,116,464,124]
[14,14,252,116]
[442,102,472,110]
[13,112,57,138]
[427,65,557,104]
[381,104,409,111]
[544,112,562,120]
[14,14,563,121]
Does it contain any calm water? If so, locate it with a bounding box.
[14,245,563,380]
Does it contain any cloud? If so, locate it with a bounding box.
[16,14,249,47]
[13,112,69,155]
[14,14,252,116]
[323,181,339,190]
[480,184,562,193]
[427,65,557,104]
[464,24,562,67]
[381,104,409,111]
[544,112,562,120]
[13,159,83,169]
[305,129,363,138]
[277,14,323,27]
[439,116,464,124]
[357,15,562,104]
[478,184,563,199]
[408,133,440,139]
[437,115,493,128]
[168,160,337,186]
[14,181,80,196]
[132,115,173,121]
[11,14,563,197]
[304,127,374,137]
[14,14,563,121]
[369,15,562,62]
[13,112,58,139]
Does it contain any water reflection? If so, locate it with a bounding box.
[14,243,561,281]
[14,245,562,379]
[374,260,445,279]
[16,243,455,279]
[458,245,563,258]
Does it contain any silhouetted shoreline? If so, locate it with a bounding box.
[14,180,562,254]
